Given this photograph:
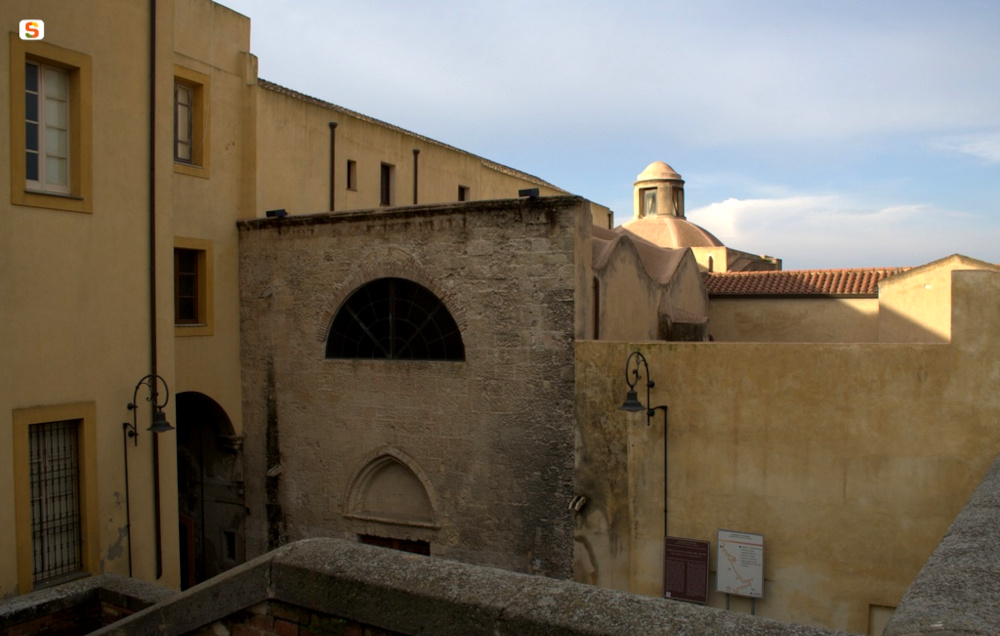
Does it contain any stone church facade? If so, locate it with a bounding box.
[238,197,596,577]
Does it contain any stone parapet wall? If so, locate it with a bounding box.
[884,453,1000,636]
[0,573,175,635]
[94,538,854,636]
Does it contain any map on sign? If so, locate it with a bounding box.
[716,530,764,598]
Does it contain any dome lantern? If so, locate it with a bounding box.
[633,161,685,221]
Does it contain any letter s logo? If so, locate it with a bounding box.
[20,20,45,40]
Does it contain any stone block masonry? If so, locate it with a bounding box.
[238,197,590,578]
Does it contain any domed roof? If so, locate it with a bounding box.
[635,161,683,183]
[619,215,723,249]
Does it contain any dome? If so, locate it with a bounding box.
[635,161,683,184]
[620,215,723,249]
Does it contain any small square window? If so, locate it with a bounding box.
[346,159,357,190]
[458,185,470,202]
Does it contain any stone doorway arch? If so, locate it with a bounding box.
[175,392,245,589]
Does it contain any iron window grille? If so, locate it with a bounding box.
[29,419,83,584]
[326,278,464,360]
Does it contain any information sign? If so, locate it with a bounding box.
[663,536,710,604]
[716,530,764,598]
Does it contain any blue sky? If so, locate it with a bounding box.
[222,0,1000,269]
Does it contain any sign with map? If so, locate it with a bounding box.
[716,530,764,598]
[663,536,710,604]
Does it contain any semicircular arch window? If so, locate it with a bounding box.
[326,278,465,360]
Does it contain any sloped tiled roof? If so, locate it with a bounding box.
[257,79,565,192]
[705,267,909,297]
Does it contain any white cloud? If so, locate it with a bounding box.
[932,133,1000,163]
[688,195,999,269]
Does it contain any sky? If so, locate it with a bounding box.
[221,0,1000,270]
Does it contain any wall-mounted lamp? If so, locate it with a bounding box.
[122,374,173,578]
[619,350,667,426]
[123,374,173,444]
[620,350,671,540]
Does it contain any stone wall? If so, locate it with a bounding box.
[884,453,1000,636]
[0,573,175,635]
[92,538,852,636]
[238,197,592,578]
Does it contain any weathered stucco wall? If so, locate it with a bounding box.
[878,255,1000,344]
[708,297,879,342]
[239,197,591,578]
[254,86,566,217]
[574,270,1000,633]
[0,0,256,595]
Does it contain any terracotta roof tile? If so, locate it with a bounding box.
[705,267,909,297]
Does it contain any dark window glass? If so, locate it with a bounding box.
[26,150,39,181]
[326,278,464,360]
[25,92,38,122]
[359,534,430,555]
[380,164,392,205]
[25,62,38,92]
[174,249,200,324]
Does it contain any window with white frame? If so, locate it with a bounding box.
[25,62,71,194]
[29,419,83,585]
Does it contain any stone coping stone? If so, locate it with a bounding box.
[0,572,175,628]
[885,454,1000,636]
[92,537,853,636]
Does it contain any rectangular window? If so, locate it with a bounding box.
[380,163,394,206]
[458,185,469,201]
[641,188,657,216]
[173,66,210,178]
[174,83,193,163]
[174,238,214,336]
[10,37,93,212]
[346,159,357,190]
[13,402,97,593]
[175,249,200,324]
[25,62,71,194]
[29,420,83,585]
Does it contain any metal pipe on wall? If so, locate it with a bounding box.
[329,122,337,211]
[412,148,420,204]
[148,0,164,580]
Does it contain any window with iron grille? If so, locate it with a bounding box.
[326,278,464,360]
[29,419,83,584]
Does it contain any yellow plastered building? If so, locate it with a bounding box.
[0,0,590,598]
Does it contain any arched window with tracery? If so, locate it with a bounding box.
[325,278,465,360]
